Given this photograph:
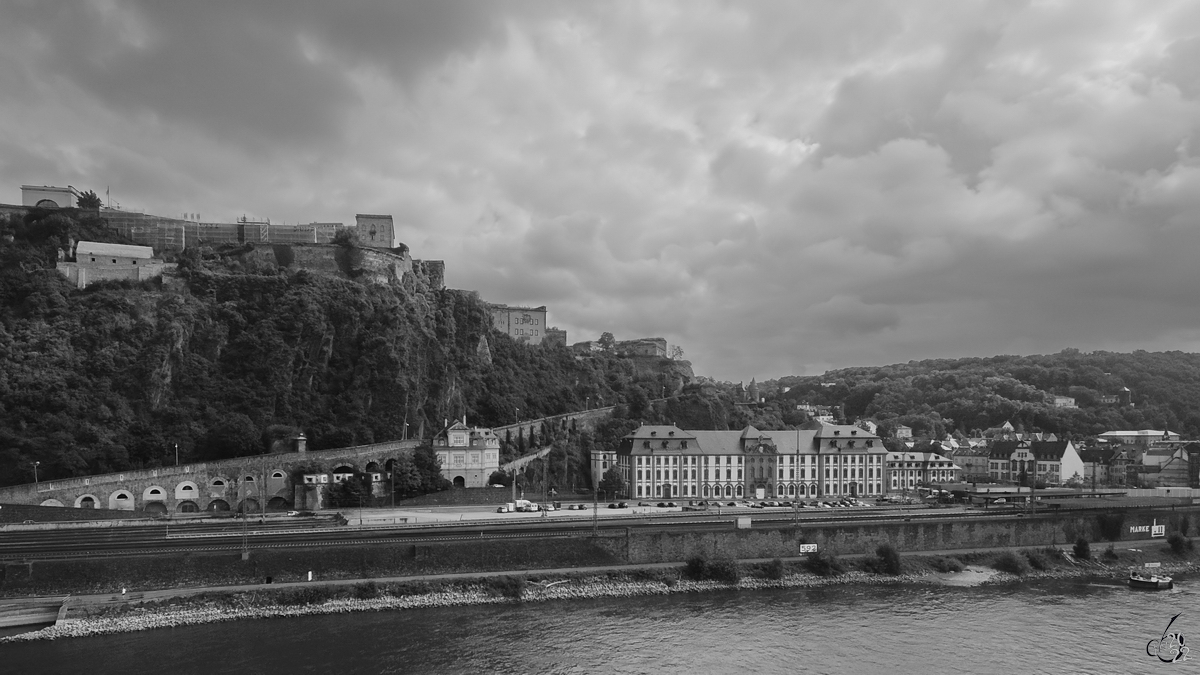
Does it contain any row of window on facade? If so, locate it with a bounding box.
[633,455,880,465]
[635,482,881,498]
[635,466,881,481]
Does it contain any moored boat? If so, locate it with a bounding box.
[1129,571,1173,590]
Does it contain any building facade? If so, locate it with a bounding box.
[489,304,549,345]
[432,421,501,488]
[57,241,168,289]
[886,449,962,491]
[22,184,78,208]
[988,440,1084,486]
[616,423,888,501]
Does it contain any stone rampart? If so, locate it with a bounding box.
[247,243,413,286]
[0,439,421,515]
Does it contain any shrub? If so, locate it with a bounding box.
[1168,534,1193,555]
[992,551,1028,576]
[1025,551,1048,571]
[485,575,526,599]
[273,586,336,606]
[764,558,785,580]
[705,559,742,585]
[352,581,380,599]
[1182,516,1192,537]
[683,555,708,581]
[803,550,845,577]
[872,544,902,575]
[931,557,964,573]
[1103,545,1119,561]
[1073,538,1091,560]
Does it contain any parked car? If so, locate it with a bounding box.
[608,503,619,509]
[638,501,652,507]
[618,502,628,508]
[666,502,677,507]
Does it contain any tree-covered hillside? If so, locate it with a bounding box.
[769,350,1200,439]
[0,209,690,487]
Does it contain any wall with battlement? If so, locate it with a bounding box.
[0,439,421,514]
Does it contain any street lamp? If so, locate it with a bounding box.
[33,461,40,486]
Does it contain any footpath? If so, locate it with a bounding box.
[0,538,1171,623]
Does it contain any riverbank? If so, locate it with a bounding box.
[5,544,1198,643]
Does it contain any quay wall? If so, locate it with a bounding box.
[598,506,1200,563]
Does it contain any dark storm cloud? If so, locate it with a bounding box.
[5,1,1200,380]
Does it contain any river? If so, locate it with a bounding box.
[1,575,1194,674]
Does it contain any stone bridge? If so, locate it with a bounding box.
[493,406,616,445]
[0,439,421,515]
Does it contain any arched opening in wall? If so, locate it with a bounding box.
[384,458,396,473]
[724,485,732,498]
[239,498,259,514]
[211,479,226,488]
[35,199,59,208]
[208,499,230,512]
[76,495,97,509]
[267,496,291,511]
[176,482,198,500]
[39,499,64,507]
[735,485,743,498]
[332,466,354,482]
[271,471,286,480]
[109,491,134,511]
[453,476,466,488]
[144,502,168,515]
[177,501,199,513]
[365,462,380,473]
[144,486,166,502]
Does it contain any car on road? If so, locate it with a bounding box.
[666,502,677,507]
[607,503,619,509]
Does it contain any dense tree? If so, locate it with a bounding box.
[76,190,102,209]
[597,466,625,499]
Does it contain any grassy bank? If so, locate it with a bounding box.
[6,539,1199,643]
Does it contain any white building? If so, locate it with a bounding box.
[432,421,501,488]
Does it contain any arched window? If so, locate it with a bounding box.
[212,479,226,487]
[724,485,732,498]
[702,485,709,498]
[272,471,285,479]
[735,485,743,498]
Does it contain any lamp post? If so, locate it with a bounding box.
[33,461,40,486]
[174,443,179,467]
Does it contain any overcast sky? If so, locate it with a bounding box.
[4,1,1200,381]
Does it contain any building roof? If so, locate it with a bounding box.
[620,423,884,457]
[75,241,154,259]
[1030,440,1074,461]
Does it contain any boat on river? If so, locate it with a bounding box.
[1129,570,1173,590]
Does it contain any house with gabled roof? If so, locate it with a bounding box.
[988,439,1083,486]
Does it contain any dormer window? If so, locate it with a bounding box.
[834,430,841,436]
[828,440,837,447]
[661,441,668,448]
[682,441,688,449]
[650,431,657,437]
[669,431,675,437]
[643,441,650,449]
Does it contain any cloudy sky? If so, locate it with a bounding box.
[4,1,1200,381]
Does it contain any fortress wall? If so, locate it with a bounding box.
[247,243,413,286]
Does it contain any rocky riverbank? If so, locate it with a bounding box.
[6,553,1195,644]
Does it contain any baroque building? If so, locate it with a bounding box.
[616,423,887,501]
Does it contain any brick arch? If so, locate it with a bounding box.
[109,490,135,511]
[175,481,200,500]
[74,493,100,509]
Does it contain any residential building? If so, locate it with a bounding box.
[1079,446,1130,487]
[1049,395,1077,408]
[886,447,961,492]
[894,425,913,439]
[432,421,501,488]
[987,440,1084,486]
[1131,443,1200,488]
[590,448,619,491]
[949,447,991,483]
[616,423,887,501]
